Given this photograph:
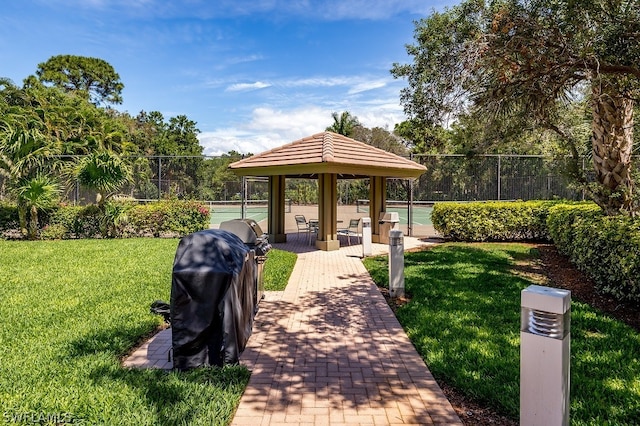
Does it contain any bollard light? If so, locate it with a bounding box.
[361,217,372,257]
[520,285,571,426]
[388,229,404,298]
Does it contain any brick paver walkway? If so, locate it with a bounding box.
[124,234,461,425]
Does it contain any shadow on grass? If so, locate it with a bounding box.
[63,266,459,424]
[63,322,250,425]
[87,363,250,425]
[364,243,640,423]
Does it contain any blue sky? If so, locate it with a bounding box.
[1,0,455,155]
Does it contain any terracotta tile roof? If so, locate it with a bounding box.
[229,132,426,179]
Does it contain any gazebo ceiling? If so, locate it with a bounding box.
[229,131,426,179]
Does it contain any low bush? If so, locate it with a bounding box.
[3,200,210,240]
[545,203,602,256]
[431,200,561,241]
[547,204,640,302]
[46,204,102,239]
[40,223,69,240]
[125,200,210,238]
[432,200,640,302]
[0,202,19,238]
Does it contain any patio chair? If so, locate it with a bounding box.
[338,218,361,245]
[295,215,313,242]
[308,219,319,245]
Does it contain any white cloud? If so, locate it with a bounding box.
[198,106,329,155]
[225,54,264,65]
[348,80,388,95]
[281,76,352,88]
[197,102,406,156]
[226,81,272,92]
[247,106,328,133]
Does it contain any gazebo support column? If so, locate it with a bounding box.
[370,176,386,243]
[267,175,287,243]
[315,173,340,251]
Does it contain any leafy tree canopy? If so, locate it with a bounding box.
[391,0,640,215]
[35,55,124,105]
[131,111,202,157]
[394,119,453,154]
[350,125,409,155]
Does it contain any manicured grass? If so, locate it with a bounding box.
[0,239,251,425]
[363,243,640,424]
[263,248,297,291]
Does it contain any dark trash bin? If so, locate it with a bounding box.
[170,229,258,370]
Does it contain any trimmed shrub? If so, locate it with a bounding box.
[125,199,210,238]
[0,201,19,229]
[47,204,102,239]
[545,203,602,256]
[40,223,69,240]
[431,200,561,241]
[432,200,640,302]
[0,202,20,239]
[547,204,640,302]
[3,200,210,240]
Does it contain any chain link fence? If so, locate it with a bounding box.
[412,154,585,202]
[1,153,589,204]
[0,153,613,237]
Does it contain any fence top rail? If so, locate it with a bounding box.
[412,154,587,159]
[47,153,632,161]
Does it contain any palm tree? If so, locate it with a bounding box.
[0,120,55,180]
[0,120,60,236]
[74,150,132,211]
[74,150,132,238]
[326,111,360,137]
[15,175,59,239]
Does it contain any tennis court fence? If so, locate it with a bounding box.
[206,199,292,214]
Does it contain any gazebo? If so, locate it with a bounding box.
[229,131,426,251]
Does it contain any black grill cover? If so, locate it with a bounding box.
[171,229,257,370]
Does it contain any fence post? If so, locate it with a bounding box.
[582,156,586,201]
[158,157,162,200]
[497,155,502,201]
[241,176,247,219]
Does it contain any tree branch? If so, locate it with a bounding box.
[589,63,640,79]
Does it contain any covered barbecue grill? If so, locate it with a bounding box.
[219,218,271,304]
[170,225,270,371]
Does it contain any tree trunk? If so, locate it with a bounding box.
[591,79,635,215]
[28,205,38,240]
[17,202,28,238]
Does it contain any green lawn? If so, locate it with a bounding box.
[263,248,297,291]
[0,239,292,425]
[363,243,640,425]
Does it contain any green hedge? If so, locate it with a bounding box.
[124,200,211,238]
[547,204,640,302]
[3,200,210,240]
[545,203,603,256]
[45,204,102,239]
[432,200,640,303]
[431,200,561,241]
[0,201,20,238]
